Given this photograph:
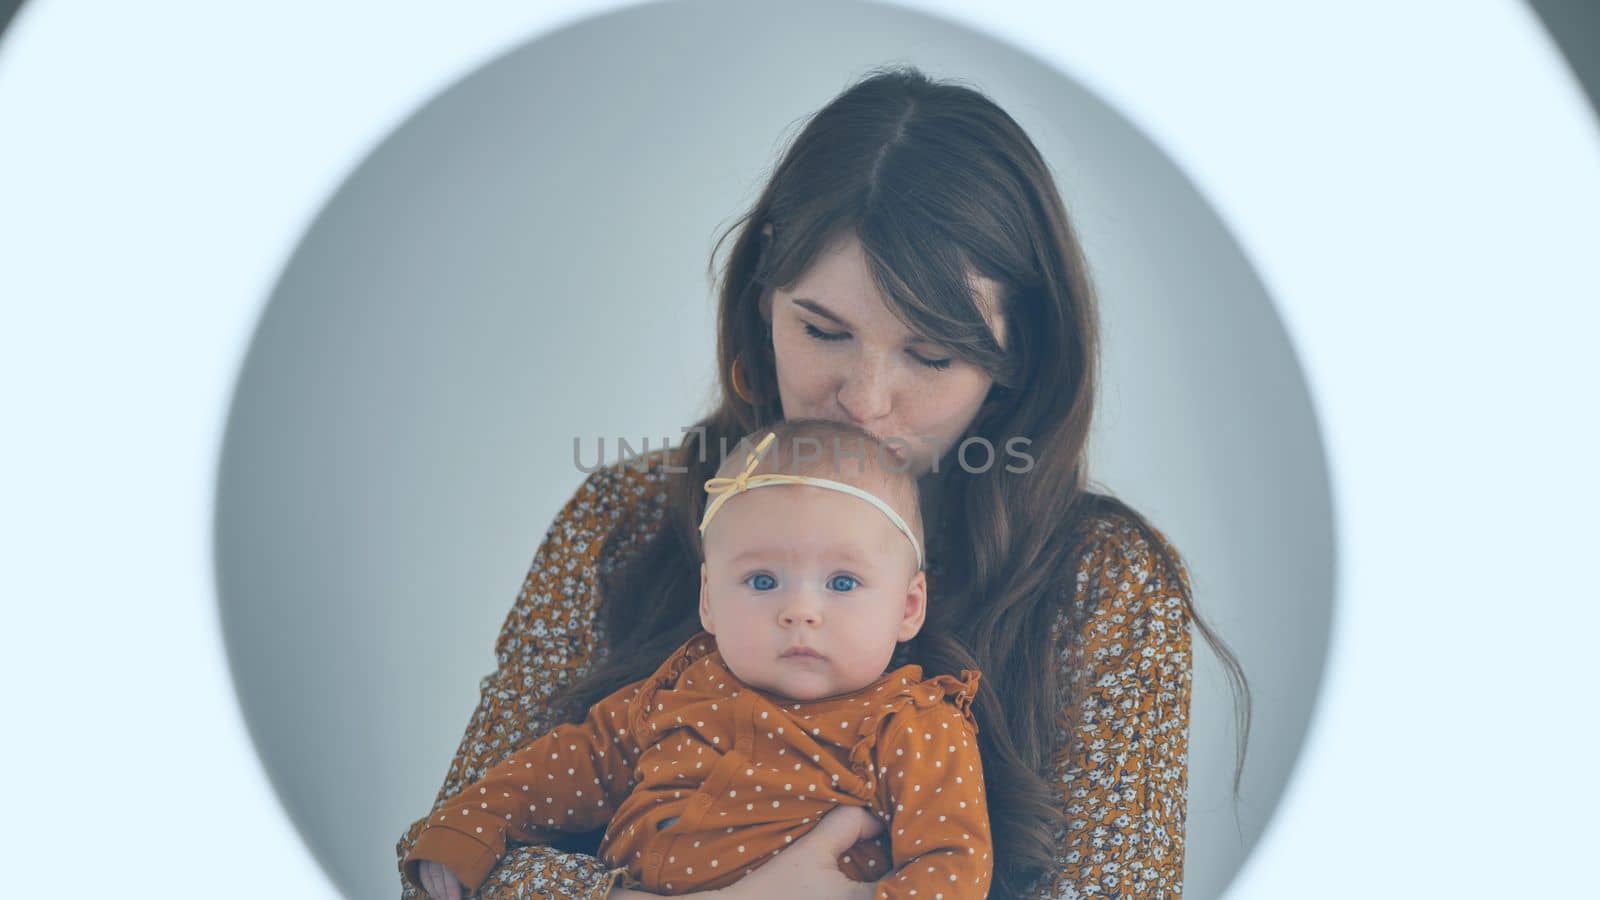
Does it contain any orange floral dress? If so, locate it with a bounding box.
[396,452,1193,898]
[401,633,990,897]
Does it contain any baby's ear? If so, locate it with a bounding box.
[896,569,927,642]
[698,562,714,634]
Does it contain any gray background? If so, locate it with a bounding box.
[213,1,1336,897]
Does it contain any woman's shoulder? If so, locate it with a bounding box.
[566,447,679,520]
[548,448,682,552]
[496,449,684,680]
[1066,503,1191,595]
[1051,501,1194,651]
[511,449,682,614]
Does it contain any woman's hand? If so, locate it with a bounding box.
[416,860,465,900]
[710,804,884,900]
[610,805,885,900]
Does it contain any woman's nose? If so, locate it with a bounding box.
[836,355,893,426]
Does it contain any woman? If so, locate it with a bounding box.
[397,66,1248,899]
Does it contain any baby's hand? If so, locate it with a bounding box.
[417,860,465,900]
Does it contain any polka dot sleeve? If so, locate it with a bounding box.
[873,701,993,899]
[401,676,648,895]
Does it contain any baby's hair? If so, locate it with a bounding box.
[706,418,924,551]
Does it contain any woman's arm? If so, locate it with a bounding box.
[397,460,670,899]
[1027,517,1195,899]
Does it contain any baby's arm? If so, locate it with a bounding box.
[401,677,647,895]
[872,702,994,899]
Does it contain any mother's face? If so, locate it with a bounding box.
[764,233,1007,479]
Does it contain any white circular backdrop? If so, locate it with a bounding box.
[211,2,1332,897]
[2,1,1596,898]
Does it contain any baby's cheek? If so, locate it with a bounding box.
[840,632,895,686]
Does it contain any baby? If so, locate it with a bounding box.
[402,419,992,898]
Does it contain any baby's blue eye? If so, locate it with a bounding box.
[746,573,777,591]
[827,574,859,592]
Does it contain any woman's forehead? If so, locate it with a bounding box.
[782,234,1007,347]
[784,235,879,308]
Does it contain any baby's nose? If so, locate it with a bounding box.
[779,608,821,626]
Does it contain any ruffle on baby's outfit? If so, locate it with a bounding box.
[625,633,718,737]
[845,669,982,792]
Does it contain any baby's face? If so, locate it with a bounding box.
[700,483,926,702]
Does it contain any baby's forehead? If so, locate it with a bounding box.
[706,495,906,560]
[712,536,890,570]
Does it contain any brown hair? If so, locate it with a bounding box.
[555,65,1250,897]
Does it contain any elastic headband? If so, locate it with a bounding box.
[698,432,924,571]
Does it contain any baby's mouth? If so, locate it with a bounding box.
[780,646,824,660]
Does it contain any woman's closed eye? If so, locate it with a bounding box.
[801,322,953,371]
[801,321,847,343]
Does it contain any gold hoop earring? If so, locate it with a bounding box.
[730,354,758,404]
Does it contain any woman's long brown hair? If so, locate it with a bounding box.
[553,65,1250,897]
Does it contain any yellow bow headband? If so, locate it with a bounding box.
[698,432,925,571]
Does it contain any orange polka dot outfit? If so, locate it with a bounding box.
[402,632,990,897]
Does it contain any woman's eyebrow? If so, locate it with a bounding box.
[792,297,849,327]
